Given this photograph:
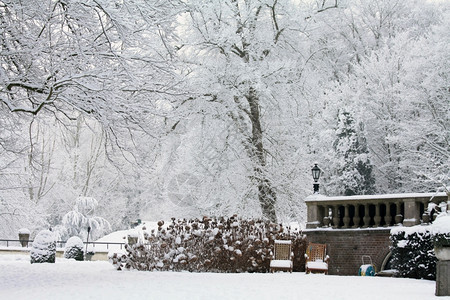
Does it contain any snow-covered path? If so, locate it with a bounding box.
[0,255,443,300]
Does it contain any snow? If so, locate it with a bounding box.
[0,254,442,300]
[390,213,450,238]
[305,193,327,201]
[32,230,56,246]
[65,236,83,249]
[96,229,128,244]
[127,230,139,238]
[30,230,56,257]
[390,224,432,237]
[270,260,292,269]
[86,244,95,254]
[305,260,328,271]
[397,240,408,248]
[274,240,291,245]
[18,228,30,235]
[432,214,450,235]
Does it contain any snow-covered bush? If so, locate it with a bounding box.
[110,216,307,273]
[64,236,84,261]
[431,207,450,248]
[31,230,57,264]
[87,244,96,254]
[431,207,450,264]
[390,226,436,280]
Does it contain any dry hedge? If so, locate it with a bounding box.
[110,216,307,273]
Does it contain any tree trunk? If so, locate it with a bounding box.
[246,88,277,222]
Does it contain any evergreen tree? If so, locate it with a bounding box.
[327,111,376,196]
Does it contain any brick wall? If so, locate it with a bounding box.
[305,228,391,276]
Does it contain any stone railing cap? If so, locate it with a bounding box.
[305,192,448,203]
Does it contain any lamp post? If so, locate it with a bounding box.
[85,226,91,260]
[311,163,322,194]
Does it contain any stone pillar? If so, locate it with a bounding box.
[318,205,325,228]
[343,205,351,228]
[363,204,370,228]
[422,201,431,224]
[384,203,392,226]
[436,260,450,296]
[403,198,420,227]
[374,203,381,227]
[306,203,320,229]
[353,205,360,228]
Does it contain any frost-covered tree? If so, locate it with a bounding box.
[0,0,180,120]
[315,0,448,194]
[0,0,448,234]
[61,196,110,241]
[325,111,375,196]
[342,5,449,193]
[169,0,341,221]
[392,18,450,192]
[0,0,181,234]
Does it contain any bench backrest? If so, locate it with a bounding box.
[305,243,326,262]
[273,240,292,260]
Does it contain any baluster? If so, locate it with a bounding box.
[353,204,360,228]
[374,204,381,227]
[343,205,350,228]
[332,206,340,228]
[363,204,371,228]
[385,202,392,226]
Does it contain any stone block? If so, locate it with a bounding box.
[436,260,450,296]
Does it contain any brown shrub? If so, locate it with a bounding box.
[110,216,306,273]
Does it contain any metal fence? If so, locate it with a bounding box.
[0,239,125,250]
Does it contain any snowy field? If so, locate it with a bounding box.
[0,254,445,300]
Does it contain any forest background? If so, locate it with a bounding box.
[1,0,448,239]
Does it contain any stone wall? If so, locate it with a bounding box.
[305,228,391,276]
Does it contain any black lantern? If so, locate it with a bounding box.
[311,163,321,193]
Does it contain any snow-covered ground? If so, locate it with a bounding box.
[0,254,445,300]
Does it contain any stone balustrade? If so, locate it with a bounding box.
[305,192,448,229]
